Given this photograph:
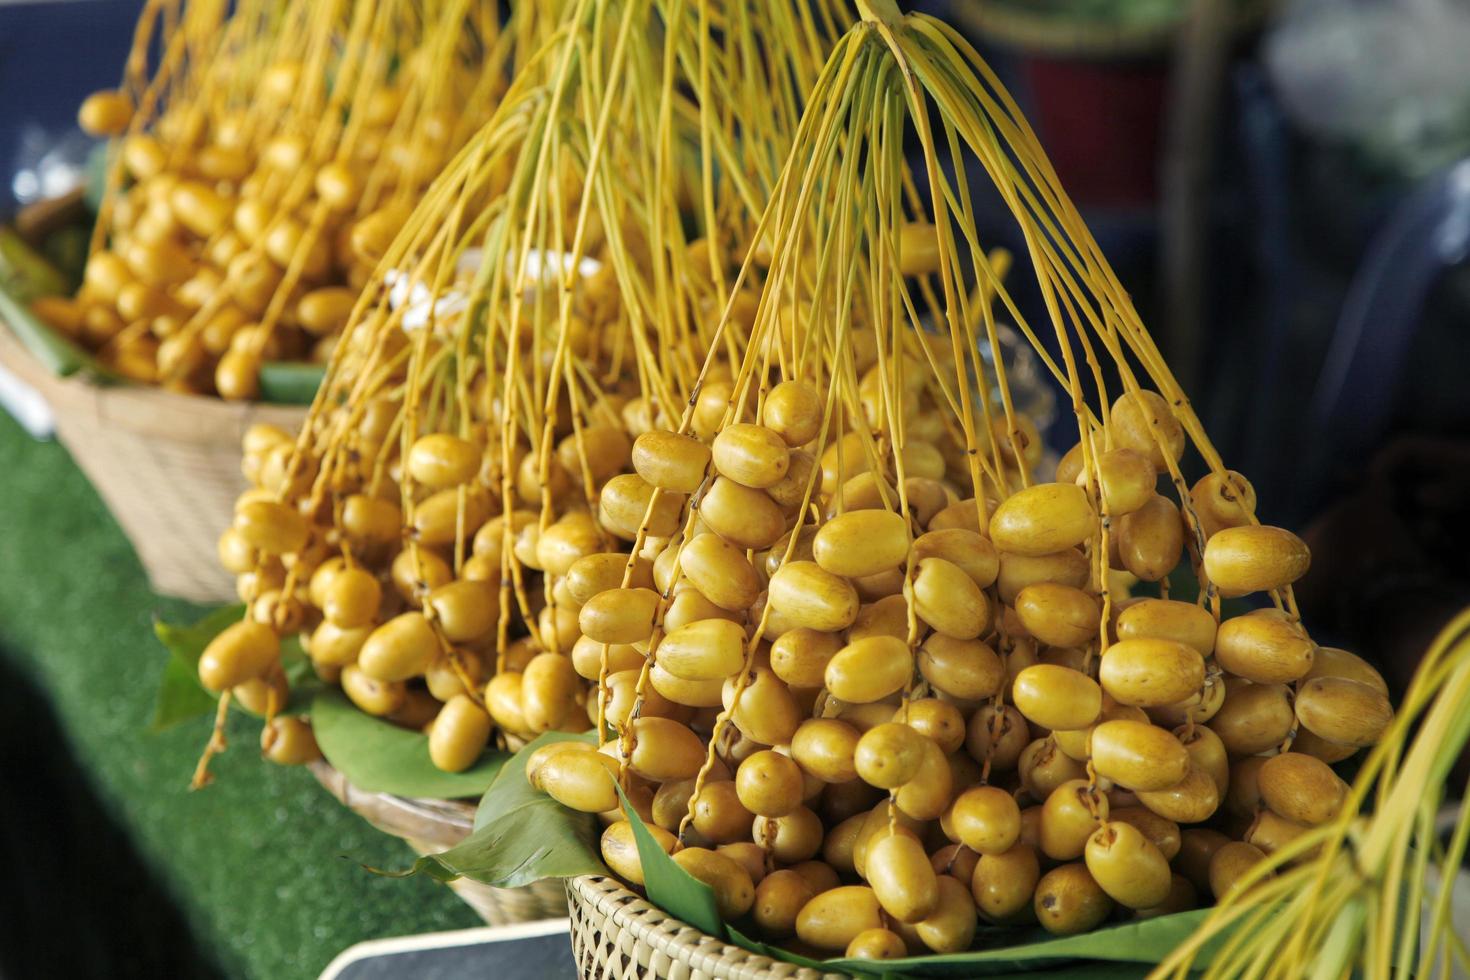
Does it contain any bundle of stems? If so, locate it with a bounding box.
[196,0,849,784]
[53,0,523,394]
[1152,607,1470,980]
[524,0,1402,959]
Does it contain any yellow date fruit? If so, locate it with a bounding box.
[673,848,755,919]
[1013,665,1102,732]
[1214,611,1316,684]
[1202,525,1311,596]
[1099,639,1205,708]
[1294,677,1393,747]
[1085,821,1172,909]
[796,886,884,952]
[1034,863,1114,936]
[989,483,1096,557]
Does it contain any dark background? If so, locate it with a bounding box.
[3,7,216,975]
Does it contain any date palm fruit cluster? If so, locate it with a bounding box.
[533,388,1393,956]
[1155,608,1470,980]
[519,5,1398,959]
[189,0,1409,960]
[191,0,843,782]
[35,0,517,398]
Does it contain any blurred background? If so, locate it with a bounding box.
[2,0,1469,976]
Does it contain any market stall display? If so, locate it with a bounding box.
[58,0,515,396]
[78,0,1466,975]
[512,0,1379,962]
[164,0,848,925]
[0,0,538,600]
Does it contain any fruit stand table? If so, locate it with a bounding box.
[0,407,478,978]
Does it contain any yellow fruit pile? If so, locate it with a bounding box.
[191,0,845,782]
[189,0,1405,962]
[34,0,518,397]
[514,4,1397,958]
[528,392,1392,954]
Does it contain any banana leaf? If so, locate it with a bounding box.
[258,361,326,405]
[151,605,244,730]
[311,687,507,801]
[151,604,317,730]
[395,731,606,887]
[615,791,1233,977]
[0,230,99,378]
[621,786,724,938]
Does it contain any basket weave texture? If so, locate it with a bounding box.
[309,761,566,926]
[567,875,848,980]
[0,325,305,602]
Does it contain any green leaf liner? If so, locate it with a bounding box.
[618,785,725,939]
[614,785,1226,977]
[724,926,845,973]
[399,732,606,887]
[440,742,1234,977]
[278,634,316,692]
[628,808,1231,977]
[258,361,325,405]
[151,654,217,731]
[151,605,319,731]
[0,225,110,378]
[822,909,1219,976]
[151,605,246,730]
[724,914,1222,979]
[0,272,96,379]
[0,226,70,300]
[312,687,507,800]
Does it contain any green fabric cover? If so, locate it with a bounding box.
[0,409,478,978]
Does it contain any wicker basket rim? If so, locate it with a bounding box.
[308,760,478,838]
[0,319,307,438]
[308,761,570,926]
[568,874,850,980]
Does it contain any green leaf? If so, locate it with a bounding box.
[726,926,862,975]
[259,361,325,405]
[730,922,1174,979]
[609,790,1220,977]
[619,785,725,939]
[826,910,1217,973]
[150,605,246,731]
[730,906,1229,978]
[83,143,109,214]
[279,633,315,689]
[0,225,97,378]
[936,965,1148,980]
[151,606,321,730]
[398,732,606,888]
[312,687,507,800]
[0,226,69,299]
[278,633,324,714]
[0,270,97,378]
[151,651,219,732]
[39,225,89,291]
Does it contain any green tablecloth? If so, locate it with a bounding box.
[0,407,479,978]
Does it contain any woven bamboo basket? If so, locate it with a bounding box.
[567,876,849,980]
[309,760,567,926]
[0,324,306,602]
